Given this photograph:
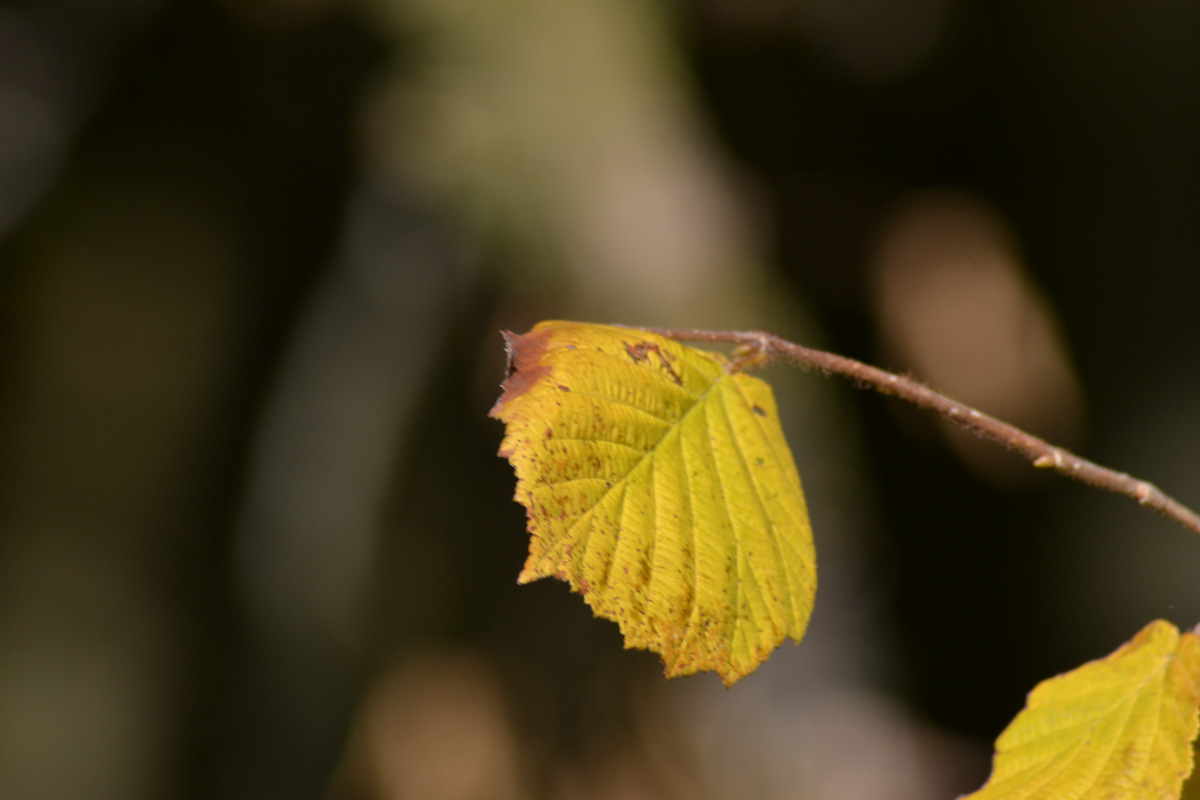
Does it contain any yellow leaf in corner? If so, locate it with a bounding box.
[489,321,816,686]
[1184,735,1200,800]
[965,620,1200,800]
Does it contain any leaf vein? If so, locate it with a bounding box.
[719,382,795,631]
[564,390,678,425]
[546,436,647,455]
[707,389,759,670]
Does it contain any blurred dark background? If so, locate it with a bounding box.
[0,1,1197,799]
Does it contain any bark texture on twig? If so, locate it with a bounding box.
[634,326,1200,536]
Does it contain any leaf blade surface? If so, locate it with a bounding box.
[965,619,1200,800]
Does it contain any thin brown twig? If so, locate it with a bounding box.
[635,326,1200,536]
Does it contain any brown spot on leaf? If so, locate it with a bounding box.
[752,405,766,417]
[624,340,683,385]
[490,328,554,417]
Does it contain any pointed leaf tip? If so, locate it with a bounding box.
[490,328,553,417]
[490,321,817,685]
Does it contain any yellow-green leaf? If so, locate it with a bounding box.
[965,620,1200,800]
[489,321,816,686]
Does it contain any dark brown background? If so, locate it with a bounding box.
[0,1,1197,798]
